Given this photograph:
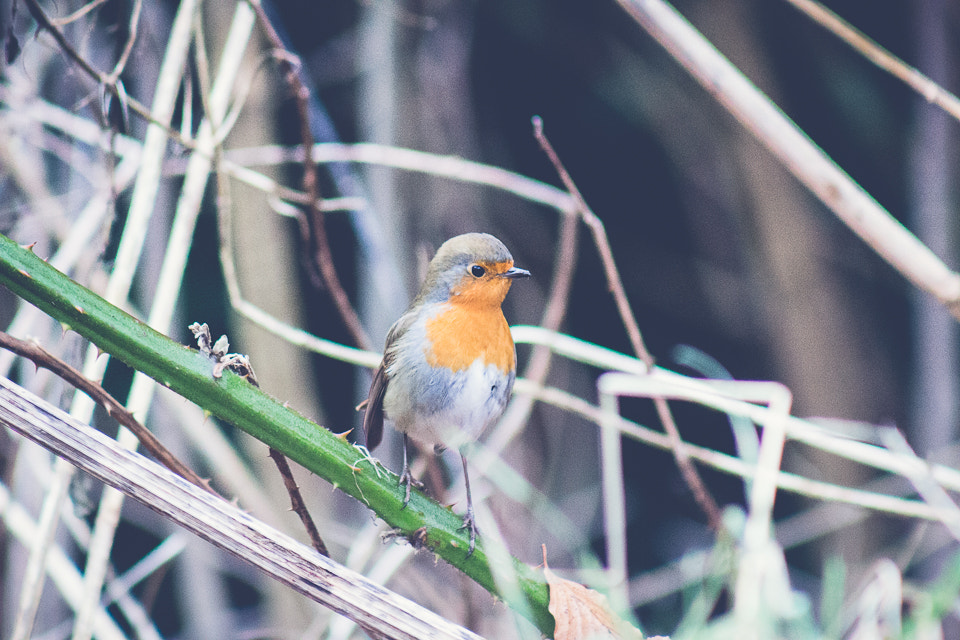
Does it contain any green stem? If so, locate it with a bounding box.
[0,233,553,635]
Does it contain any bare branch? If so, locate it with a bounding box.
[0,331,216,496]
[268,447,330,557]
[532,117,723,532]
[107,0,142,83]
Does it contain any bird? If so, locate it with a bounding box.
[362,233,530,554]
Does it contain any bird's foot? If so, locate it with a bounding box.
[399,467,424,508]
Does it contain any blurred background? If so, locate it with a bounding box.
[1,0,957,637]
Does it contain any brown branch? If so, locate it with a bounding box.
[22,0,195,150]
[532,116,723,532]
[268,447,330,557]
[0,330,217,497]
[520,193,580,380]
[246,0,372,351]
[532,117,651,364]
[24,0,103,84]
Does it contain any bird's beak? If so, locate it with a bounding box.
[501,267,531,279]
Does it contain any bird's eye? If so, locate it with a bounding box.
[470,264,486,278]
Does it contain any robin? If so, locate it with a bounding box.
[362,233,530,554]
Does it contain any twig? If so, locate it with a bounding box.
[532,116,723,532]
[210,129,332,562]
[880,429,960,542]
[246,0,372,351]
[23,0,104,87]
[106,0,142,83]
[784,0,960,124]
[532,117,650,363]
[49,0,110,26]
[227,142,577,213]
[21,0,196,151]
[10,85,577,223]
[0,331,217,496]
[521,192,580,369]
[268,447,330,557]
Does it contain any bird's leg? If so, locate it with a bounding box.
[398,433,423,507]
[459,451,478,556]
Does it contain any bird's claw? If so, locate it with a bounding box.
[399,468,424,508]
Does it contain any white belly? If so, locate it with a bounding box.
[383,358,512,450]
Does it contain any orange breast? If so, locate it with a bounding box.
[423,303,515,373]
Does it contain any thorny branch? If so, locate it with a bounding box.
[268,446,330,557]
[24,0,378,557]
[532,116,724,532]
[189,322,330,557]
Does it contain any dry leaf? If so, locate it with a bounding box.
[543,545,651,640]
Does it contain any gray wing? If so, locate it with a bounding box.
[361,310,419,450]
[362,362,388,450]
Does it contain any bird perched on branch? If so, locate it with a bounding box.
[362,233,530,554]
